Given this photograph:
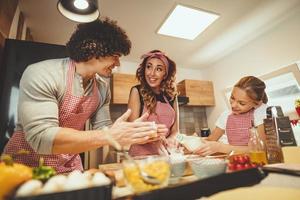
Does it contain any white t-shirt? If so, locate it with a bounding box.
[215,104,268,143]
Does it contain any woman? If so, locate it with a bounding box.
[194,76,268,156]
[128,50,179,156]
[3,18,157,173]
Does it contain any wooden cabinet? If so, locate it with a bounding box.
[177,79,215,106]
[111,73,138,104]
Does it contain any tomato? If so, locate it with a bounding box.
[244,163,251,169]
[251,163,258,168]
[228,163,236,171]
[235,164,244,171]
[243,155,250,163]
[237,156,247,164]
[232,156,239,164]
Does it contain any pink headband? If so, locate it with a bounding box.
[140,51,169,77]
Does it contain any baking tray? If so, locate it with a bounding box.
[132,168,267,200]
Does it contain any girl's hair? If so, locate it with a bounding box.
[136,50,177,114]
[66,17,131,62]
[234,76,268,104]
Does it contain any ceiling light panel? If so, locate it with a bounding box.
[158,5,219,40]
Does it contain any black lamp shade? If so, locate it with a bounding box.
[57,0,99,23]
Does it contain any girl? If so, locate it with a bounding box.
[195,76,268,156]
[128,50,179,156]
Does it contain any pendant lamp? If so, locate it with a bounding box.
[57,0,99,23]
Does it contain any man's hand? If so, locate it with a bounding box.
[109,109,158,146]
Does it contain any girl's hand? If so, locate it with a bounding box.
[193,140,222,156]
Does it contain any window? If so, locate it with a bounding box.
[223,63,300,119]
[260,63,300,119]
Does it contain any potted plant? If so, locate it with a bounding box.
[295,99,300,117]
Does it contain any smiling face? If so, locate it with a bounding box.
[95,54,120,78]
[144,58,167,93]
[230,87,258,115]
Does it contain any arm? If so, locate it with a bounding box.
[169,96,179,136]
[207,127,225,141]
[128,87,168,136]
[195,124,250,155]
[165,97,179,147]
[53,110,157,154]
[127,87,141,122]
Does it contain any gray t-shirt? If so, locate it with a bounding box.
[15,58,112,154]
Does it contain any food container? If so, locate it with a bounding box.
[11,171,112,200]
[11,184,112,200]
[122,156,170,193]
[167,149,186,184]
[189,158,227,179]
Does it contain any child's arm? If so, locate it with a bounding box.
[195,127,250,155]
[207,127,225,141]
[194,141,250,156]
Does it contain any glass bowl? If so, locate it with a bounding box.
[122,155,170,193]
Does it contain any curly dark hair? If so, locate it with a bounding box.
[66,17,131,62]
[136,50,177,114]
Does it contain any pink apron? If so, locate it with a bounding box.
[129,96,175,156]
[226,110,254,146]
[4,61,100,173]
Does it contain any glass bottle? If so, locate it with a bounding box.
[176,133,202,152]
[248,121,268,165]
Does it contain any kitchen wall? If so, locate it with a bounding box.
[201,3,300,129]
[0,0,18,73]
[0,0,33,97]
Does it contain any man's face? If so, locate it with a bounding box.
[95,54,121,78]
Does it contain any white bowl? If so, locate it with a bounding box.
[189,158,227,179]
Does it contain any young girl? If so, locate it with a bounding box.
[195,76,268,156]
[128,50,179,156]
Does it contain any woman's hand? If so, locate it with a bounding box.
[193,140,222,156]
[165,135,178,149]
[109,109,158,146]
[156,124,168,137]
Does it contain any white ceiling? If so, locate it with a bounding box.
[18,0,300,69]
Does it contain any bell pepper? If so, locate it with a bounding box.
[0,154,32,200]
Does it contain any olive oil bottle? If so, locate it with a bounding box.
[248,121,268,165]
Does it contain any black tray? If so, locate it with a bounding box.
[132,168,267,200]
[12,184,112,200]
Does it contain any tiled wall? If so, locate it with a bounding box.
[110,105,208,135]
[178,106,208,135]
